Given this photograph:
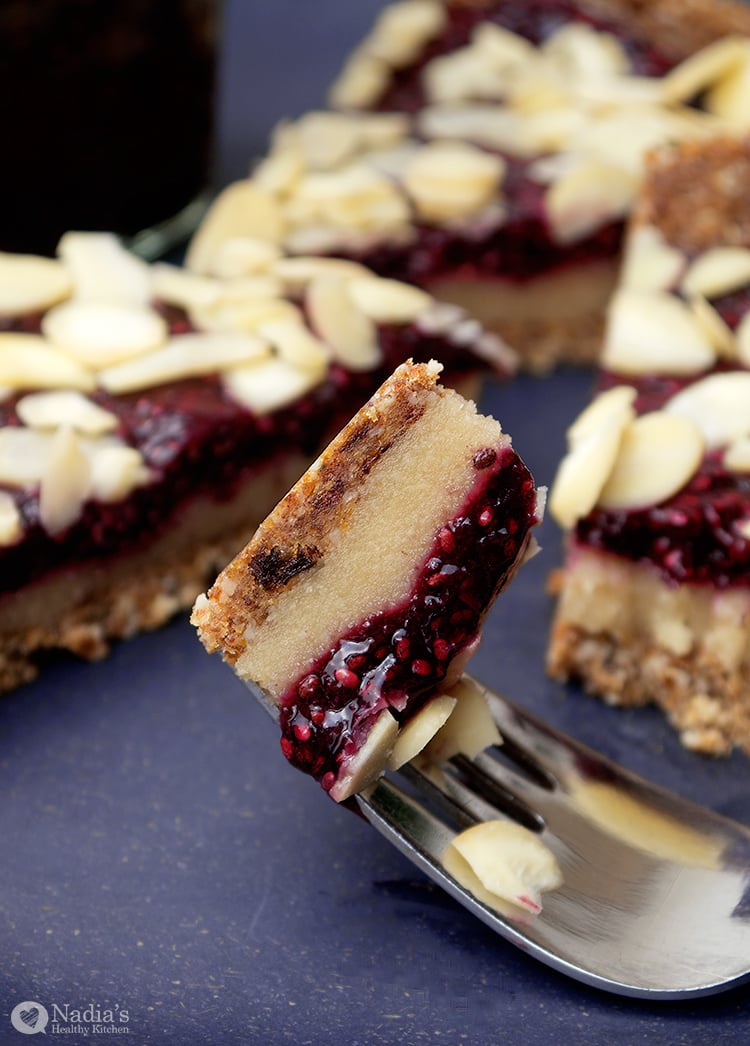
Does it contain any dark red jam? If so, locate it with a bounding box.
[0,309,506,596]
[276,447,538,792]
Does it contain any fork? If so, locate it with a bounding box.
[247,675,750,1000]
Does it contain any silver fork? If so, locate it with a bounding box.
[247,675,750,999]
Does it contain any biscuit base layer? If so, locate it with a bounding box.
[547,548,750,755]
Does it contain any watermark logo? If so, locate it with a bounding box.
[10,1002,49,1036]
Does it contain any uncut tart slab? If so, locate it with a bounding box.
[547,136,750,756]
[0,235,514,693]
[193,0,750,371]
[192,360,542,801]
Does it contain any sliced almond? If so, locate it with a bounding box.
[258,319,330,375]
[329,709,400,803]
[389,695,457,770]
[0,491,22,546]
[0,333,94,391]
[189,295,300,336]
[566,385,637,447]
[365,0,446,68]
[287,164,410,234]
[271,256,371,296]
[601,290,715,376]
[186,181,285,275]
[89,445,151,502]
[688,295,736,358]
[151,264,222,312]
[541,22,629,80]
[39,426,91,536]
[98,331,270,394]
[661,36,749,104]
[546,162,637,245]
[597,412,704,510]
[681,247,750,300]
[42,301,168,367]
[57,232,151,307]
[724,436,750,472]
[329,48,391,109]
[666,372,750,449]
[736,311,750,366]
[620,225,686,293]
[223,356,325,415]
[418,105,529,156]
[473,22,536,72]
[403,141,505,223]
[421,677,502,763]
[285,111,367,171]
[424,46,512,105]
[16,390,118,435]
[704,46,750,129]
[0,427,55,485]
[253,146,305,197]
[347,276,432,323]
[0,252,73,317]
[209,237,283,279]
[306,277,381,370]
[444,819,562,915]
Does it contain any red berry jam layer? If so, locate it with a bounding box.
[0,310,499,595]
[375,0,673,113]
[277,447,538,792]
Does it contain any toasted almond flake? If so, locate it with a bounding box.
[365,0,446,68]
[597,412,704,510]
[688,295,736,358]
[151,264,222,311]
[189,295,300,336]
[0,333,94,391]
[329,47,391,109]
[403,141,505,222]
[258,319,330,374]
[421,677,502,763]
[602,290,715,376]
[186,181,285,275]
[620,226,686,293]
[736,312,750,366]
[16,390,118,435]
[666,372,750,449]
[0,491,22,545]
[209,237,283,279]
[444,819,562,915]
[42,301,168,367]
[98,331,270,394]
[548,406,631,528]
[0,252,73,317]
[347,276,432,323]
[661,36,749,104]
[724,436,750,473]
[57,232,151,307]
[546,161,637,245]
[389,695,457,770]
[223,356,326,415]
[704,45,750,129]
[39,426,91,536]
[89,445,151,502]
[271,255,371,295]
[681,247,750,299]
[567,385,637,447]
[306,277,381,370]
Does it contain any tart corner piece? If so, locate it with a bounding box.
[193,358,542,801]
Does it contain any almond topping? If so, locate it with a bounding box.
[151,264,222,312]
[271,255,372,295]
[329,48,391,109]
[704,44,750,129]
[736,312,750,366]
[421,677,502,764]
[724,436,750,473]
[403,141,505,223]
[546,161,637,245]
[258,319,330,374]
[0,252,73,317]
[620,226,685,293]
[389,694,457,770]
[597,412,704,510]
[186,181,285,275]
[209,237,283,279]
[666,372,750,449]
[602,290,715,376]
[0,333,94,391]
[688,295,736,358]
[189,295,301,336]
[16,391,118,435]
[57,232,151,307]
[89,446,150,503]
[0,427,57,485]
[98,332,270,394]
[42,302,168,367]
[222,357,326,415]
[0,491,22,546]
[306,277,381,370]
[39,426,91,536]
[365,0,446,69]
[566,385,637,447]
[661,36,749,104]
[329,709,400,803]
[347,276,432,323]
[681,247,750,300]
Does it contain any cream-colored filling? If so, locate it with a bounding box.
[235,392,505,696]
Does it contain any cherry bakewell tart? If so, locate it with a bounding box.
[191,0,750,371]
[192,360,542,802]
[0,234,515,693]
[547,135,750,756]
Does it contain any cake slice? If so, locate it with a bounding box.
[0,235,514,692]
[192,360,542,800]
[193,0,750,370]
[547,136,750,755]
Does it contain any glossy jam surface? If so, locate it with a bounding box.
[0,309,499,595]
[277,447,538,791]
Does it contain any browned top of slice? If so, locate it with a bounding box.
[632,136,750,254]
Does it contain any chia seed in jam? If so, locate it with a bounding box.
[277,447,538,792]
[0,308,499,595]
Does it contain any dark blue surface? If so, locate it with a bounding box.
[1,370,749,1045]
